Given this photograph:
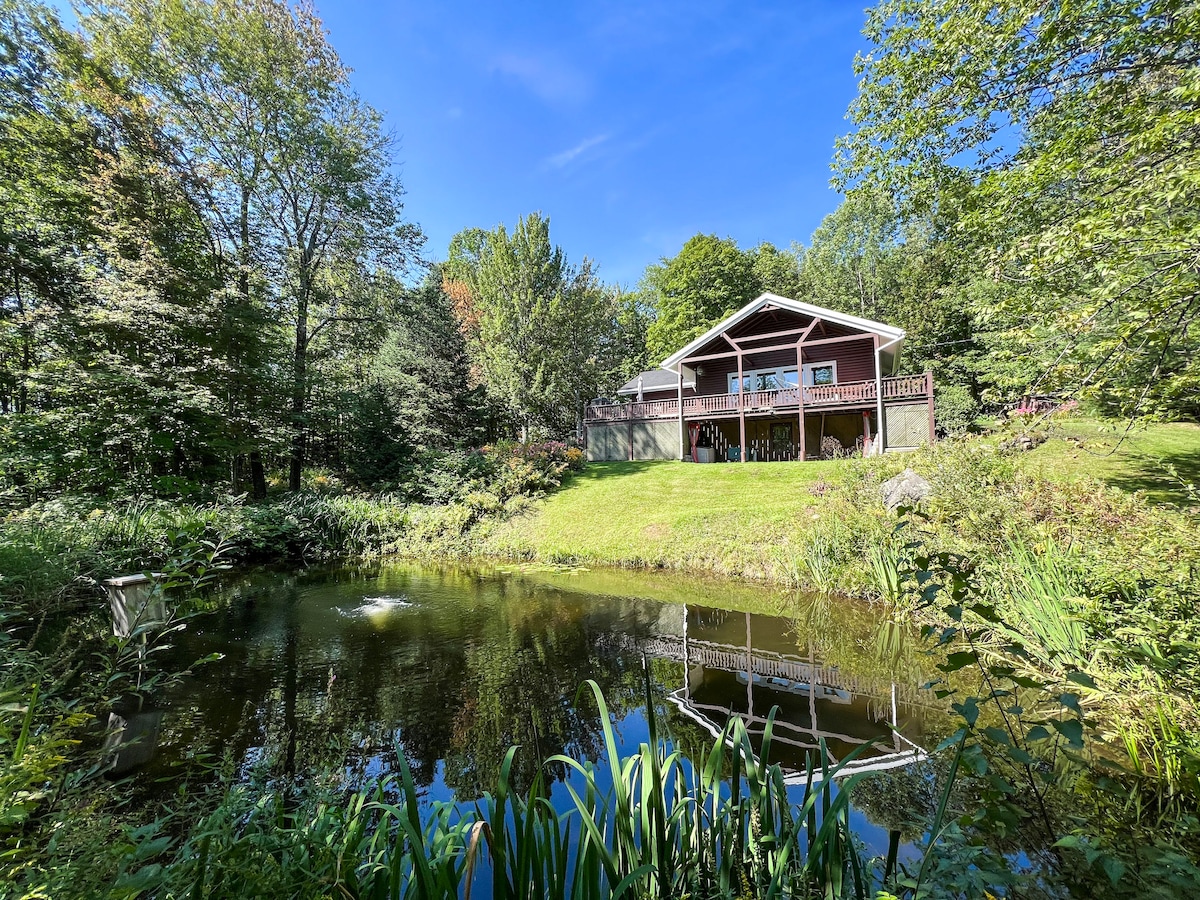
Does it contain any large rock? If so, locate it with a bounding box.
[881,468,933,512]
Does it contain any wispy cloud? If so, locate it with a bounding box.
[490,52,590,105]
[546,133,610,169]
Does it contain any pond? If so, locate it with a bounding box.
[111,561,953,855]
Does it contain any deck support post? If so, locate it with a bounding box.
[795,336,806,461]
[736,349,746,462]
[873,335,885,456]
[677,368,686,460]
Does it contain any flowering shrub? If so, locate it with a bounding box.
[481,440,586,501]
[402,441,585,513]
[490,440,585,472]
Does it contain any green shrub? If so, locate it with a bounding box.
[933,382,980,435]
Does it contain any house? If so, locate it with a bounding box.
[586,293,934,462]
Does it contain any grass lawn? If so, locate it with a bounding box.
[487,458,854,577]
[488,417,1200,579]
[1024,419,1200,507]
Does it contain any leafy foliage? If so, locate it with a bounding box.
[446,213,641,437]
[642,234,804,362]
[837,0,1200,418]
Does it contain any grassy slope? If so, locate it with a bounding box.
[1024,420,1200,506]
[487,459,850,578]
[487,419,1200,579]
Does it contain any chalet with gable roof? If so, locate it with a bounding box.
[586,293,934,461]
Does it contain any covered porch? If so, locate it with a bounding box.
[584,373,934,462]
[585,374,931,424]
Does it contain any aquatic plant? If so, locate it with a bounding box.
[800,530,843,594]
[989,538,1093,673]
[867,542,904,605]
[153,679,880,900]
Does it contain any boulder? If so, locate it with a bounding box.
[999,433,1045,452]
[881,468,933,512]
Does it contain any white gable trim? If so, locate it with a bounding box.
[659,293,905,373]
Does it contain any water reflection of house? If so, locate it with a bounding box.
[641,607,928,780]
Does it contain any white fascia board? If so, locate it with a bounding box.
[659,293,906,373]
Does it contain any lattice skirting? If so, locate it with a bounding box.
[885,403,931,449]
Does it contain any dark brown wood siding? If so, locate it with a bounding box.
[694,337,876,394]
[802,337,876,383]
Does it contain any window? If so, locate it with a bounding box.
[728,367,803,393]
[802,361,837,387]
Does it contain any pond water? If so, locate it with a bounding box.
[114,561,952,854]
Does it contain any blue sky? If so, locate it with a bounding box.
[309,2,871,287]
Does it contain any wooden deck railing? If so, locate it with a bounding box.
[586,374,931,423]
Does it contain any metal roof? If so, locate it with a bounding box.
[617,370,695,395]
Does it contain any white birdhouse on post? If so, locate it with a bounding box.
[102,574,166,638]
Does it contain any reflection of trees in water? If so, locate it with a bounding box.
[154,565,963,833]
[440,599,649,795]
[155,570,669,799]
[851,764,937,843]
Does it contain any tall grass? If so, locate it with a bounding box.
[0,495,416,615]
[800,531,842,594]
[990,538,1093,673]
[867,543,903,605]
[159,679,883,899]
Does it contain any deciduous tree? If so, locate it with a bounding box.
[837,0,1200,416]
[642,234,760,362]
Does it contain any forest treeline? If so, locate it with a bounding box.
[2,0,1197,506]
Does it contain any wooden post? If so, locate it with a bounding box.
[627,421,633,461]
[737,348,746,463]
[796,337,806,461]
[745,612,754,717]
[926,370,936,444]
[678,368,686,460]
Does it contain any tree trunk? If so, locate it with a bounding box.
[231,186,257,496]
[288,251,311,492]
[14,271,28,414]
[250,450,267,500]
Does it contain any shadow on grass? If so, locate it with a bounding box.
[1102,446,1200,508]
[569,460,679,480]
